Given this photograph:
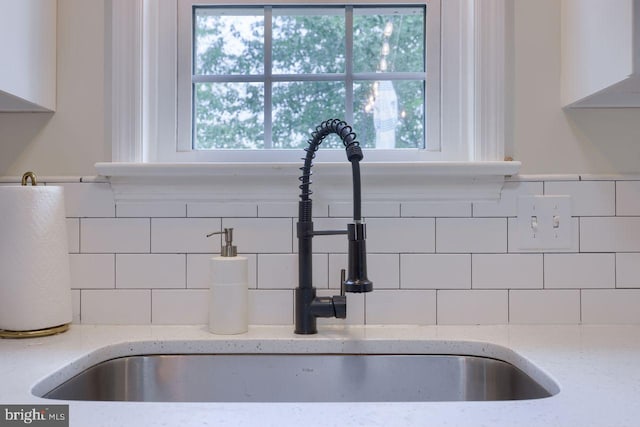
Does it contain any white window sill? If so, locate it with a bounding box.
[94,161,521,203]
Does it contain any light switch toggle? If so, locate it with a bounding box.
[517,195,572,249]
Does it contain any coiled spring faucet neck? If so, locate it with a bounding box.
[298,119,363,223]
[295,119,372,335]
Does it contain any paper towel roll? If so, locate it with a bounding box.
[0,185,72,331]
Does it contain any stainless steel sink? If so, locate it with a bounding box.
[40,354,554,402]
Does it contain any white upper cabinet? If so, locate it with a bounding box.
[562,0,639,108]
[0,0,56,112]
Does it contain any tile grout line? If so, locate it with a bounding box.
[579,289,583,324]
[150,288,153,324]
[435,289,439,325]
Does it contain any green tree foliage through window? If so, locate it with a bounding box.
[193,6,426,150]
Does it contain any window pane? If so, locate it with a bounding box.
[272,81,346,149]
[190,5,429,153]
[194,8,264,75]
[353,7,425,73]
[353,80,424,149]
[194,82,264,149]
[272,8,345,74]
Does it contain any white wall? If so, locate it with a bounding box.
[513,0,640,174]
[0,0,108,176]
[0,0,638,176]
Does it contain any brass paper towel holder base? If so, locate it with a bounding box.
[0,323,70,339]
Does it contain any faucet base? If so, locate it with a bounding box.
[294,287,317,334]
[294,288,347,334]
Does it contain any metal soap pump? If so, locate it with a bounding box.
[207,228,237,257]
[205,228,248,334]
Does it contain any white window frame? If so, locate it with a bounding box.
[175,2,441,162]
[100,0,519,203]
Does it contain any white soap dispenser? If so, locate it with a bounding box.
[206,228,248,334]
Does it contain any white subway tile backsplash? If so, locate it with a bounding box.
[329,203,352,218]
[329,253,399,289]
[544,254,615,289]
[186,254,212,289]
[151,289,208,324]
[616,181,640,216]
[257,253,327,289]
[507,217,580,253]
[71,290,81,324]
[81,289,151,324]
[312,201,330,218]
[545,181,615,216]
[437,290,508,325]
[401,201,471,218]
[366,254,400,289]
[222,218,293,253]
[472,254,543,289]
[66,218,80,253]
[60,183,115,218]
[116,201,186,218]
[581,217,640,252]
[116,254,186,289]
[70,254,114,289]
[509,290,580,324]
[303,217,351,253]
[400,254,470,289]
[257,202,298,218]
[473,181,543,218]
[41,176,640,326]
[249,290,293,325]
[152,218,221,253]
[257,254,296,289]
[616,253,640,288]
[81,218,150,253]
[330,201,400,218]
[366,218,435,253]
[366,290,436,325]
[436,218,507,253]
[186,254,257,289]
[187,202,257,218]
[327,253,348,288]
[582,290,640,324]
[312,253,329,288]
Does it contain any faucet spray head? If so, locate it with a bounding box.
[343,223,373,293]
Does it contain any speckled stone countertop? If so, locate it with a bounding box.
[1,324,640,427]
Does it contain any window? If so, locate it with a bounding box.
[176,2,441,162]
[108,0,511,165]
[102,0,518,202]
[182,5,432,153]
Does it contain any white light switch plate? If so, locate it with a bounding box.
[517,195,572,249]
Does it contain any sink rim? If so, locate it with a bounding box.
[31,339,560,400]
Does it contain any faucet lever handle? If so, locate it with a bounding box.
[340,269,346,297]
